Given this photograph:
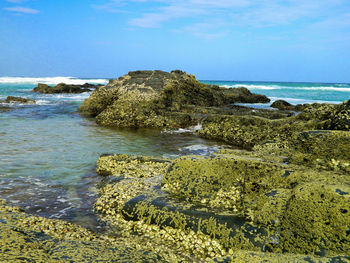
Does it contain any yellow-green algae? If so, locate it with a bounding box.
[0,199,180,262]
[94,154,350,262]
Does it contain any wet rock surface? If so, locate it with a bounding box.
[33,83,100,94]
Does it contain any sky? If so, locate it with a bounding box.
[0,0,349,82]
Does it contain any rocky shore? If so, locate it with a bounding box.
[2,70,349,262]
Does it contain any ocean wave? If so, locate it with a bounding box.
[269,97,343,105]
[37,92,92,101]
[223,84,350,92]
[296,87,350,92]
[0,76,108,85]
[222,84,278,90]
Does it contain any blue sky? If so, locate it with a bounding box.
[0,0,349,82]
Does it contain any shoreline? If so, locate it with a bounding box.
[0,70,349,261]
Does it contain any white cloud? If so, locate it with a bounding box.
[4,6,39,14]
[95,0,350,39]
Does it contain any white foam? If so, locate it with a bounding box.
[35,100,51,105]
[223,84,278,90]
[295,86,350,92]
[0,76,108,85]
[179,144,219,155]
[162,124,202,134]
[37,92,92,101]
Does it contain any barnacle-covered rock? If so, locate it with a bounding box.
[0,199,171,262]
[93,152,350,260]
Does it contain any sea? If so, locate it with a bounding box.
[0,76,349,231]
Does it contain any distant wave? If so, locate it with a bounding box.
[223,84,350,92]
[269,97,343,105]
[298,87,350,92]
[222,84,278,90]
[0,77,108,85]
[37,92,92,102]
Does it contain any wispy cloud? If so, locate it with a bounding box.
[4,6,39,14]
[94,0,350,39]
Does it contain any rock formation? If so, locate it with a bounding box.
[33,83,100,94]
[79,70,270,128]
[1,96,35,104]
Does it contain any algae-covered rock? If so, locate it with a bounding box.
[33,82,99,94]
[288,130,350,172]
[94,153,350,261]
[297,101,350,131]
[3,96,36,104]
[271,100,295,110]
[79,70,270,129]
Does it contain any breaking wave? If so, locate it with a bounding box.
[0,76,108,85]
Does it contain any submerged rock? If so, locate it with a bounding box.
[33,83,100,94]
[1,96,35,104]
[79,70,270,129]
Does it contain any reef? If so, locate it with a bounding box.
[1,96,35,104]
[33,83,100,94]
[90,95,350,261]
[79,70,270,129]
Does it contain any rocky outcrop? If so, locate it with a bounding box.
[33,83,100,94]
[271,99,295,110]
[1,96,35,104]
[79,70,270,129]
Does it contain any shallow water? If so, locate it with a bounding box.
[0,81,224,231]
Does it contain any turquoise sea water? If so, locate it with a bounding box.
[0,77,349,230]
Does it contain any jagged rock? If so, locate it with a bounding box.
[79,70,270,128]
[2,96,35,104]
[270,100,295,110]
[33,83,100,94]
